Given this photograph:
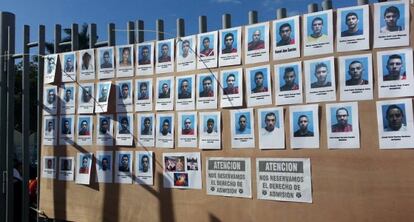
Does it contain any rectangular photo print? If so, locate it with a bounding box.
[96,114,114,146]
[196,72,218,110]
[137,113,155,148]
[163,152,202,189]
[59,115,75,145]
[304,56,336,103]
[244,22,269,64]
[135,151,154,185]
[58,156,74,181]
[245,65,272,107]
[289,104,319,149]
[115,113,134,146]
[60,83,76,114]
[95,81,112,113]
[177,111,198,148]
[75,153,93,185]
[76,115,93,146]
[176,74,195,111]
[77,83,95,114]
[219,26,241,67]
[220,68,243,108]
[136,41,154,76]
[199,111,221,149]
[257,107,285,149]
[97,46,115,79]
[156,39,175,74]
[79,49,95,80]
[303,10,334,56]
[116,79,133,113]
[44,54,58,84]
[96,151,113,183]
[42,156,57,179]
[156,112,175,148]
[135,78,153,112]
[274,61,303,105]
[176,35,196,72]
[43,116,57,146]
[115,151,133,184]
[61,52,77,82]
[272,15,300,60]
[197,31,218,69]
[230,108,255,148]
[376,99,414,149]
[155,76,175,111]
[116,44,134,77]
[43,85,58,115]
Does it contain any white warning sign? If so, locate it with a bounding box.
[206,157,251,198]
[256,158,312,203]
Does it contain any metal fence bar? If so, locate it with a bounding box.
[22,24,30,222]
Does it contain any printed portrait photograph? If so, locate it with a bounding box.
[340,9,364,37]
[80,50,94,71]
[140,116,153,136]
[78,117,91,136]
[138,44,152,65]
[234,112,252,135]
[79,154,90,174]
[62,86,74,103]
[181,114,195,136]
[249,67,269,94]
[203,115,218,134]
[98,83,110,102]
[247,25,265,51]
[45,158,55,169]
[98,116,111,135]
[45,88,56,104]
[80,85,93,104]
[179,38,193,59]
[60,159,72,171]
[345,57,369,86]
[44,119,55,136]
[310,60,332,88]
[118,46,132,67]
[45,55,57,74]
[381,53,406,81]
[98,155,111,171]
[260,110,280,132]
[174,173,188,187]
[118,154,131,172]
[158,79,171,99]
[137,80,150,100]
[139,154,151,173]
[307,13,328,42]
[222,71,239,95]
[158,42,172,63]
[177,77,193,99]
[159,116,173,136]
[118,81,131,99]
[118,115,131,134]
[61,117,72,135]
[330,106,353,133]
[199,75,215,98]
[199,34,215,57]
[380,4,405,33]
[279,65,300,91]
[276,19,296,47]
[381,103,407,132]
[292,111,314,137]
[63,53,75,73]
[221,30,238,54]
[99,48,114,69]
[164,156,177,172]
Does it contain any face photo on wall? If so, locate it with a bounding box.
[304,56,336,103]
[140,116,154,136]
[116,114,134,146]
[289,104,319,149]
[203,114,218,135]
[303,10,333,56]
[98,154,111,171]
[77,116,92,136]
[221,30,238,54]
[230,108,255,148]
[137,113,155,148]
[374,1,409,48]
[278,63,301,92]
[137,80,150,100]
[118,115,131,135]
[244,22,269,64]
[198,111,221,149]
[61,84,74,104]
[159,116,172,137]
[199,34,215,57]
[60,84,76,114]
[177,76,193,100]
[45,157,55,170]
[117,81,132,100]
[337,5,369,52]
[220,68,243,108]
[156,113,175,148]
[158,41,172,63]
[177,112,198,148]
[43,54,58,84]
[97,82,111,103]
[138,44,152,65]
[59,156,74,181]
[138,153,151,173]
[198,74,215,98]
[99,47,114,69]
[43,86,57,115]
[59,115,75,145]
[179,37,194,59]
[376,99,414,149]
[61,117,73,135]
[118,45,133,67]
[60,158,72,171]
[98,115,112,136]
[80,49,94,72]
[158,79,172,99]
[257,107,285,149]
[377,48,414,98]
[247,25,266,51]
[80,85,93,104]
[245,65,272,107]
[176,35,196,72]
[78,154,91,174]
[339,54,373,101]
[118,153,131,173]
[272,16,301,60]
[180,114,196,136]
[62,52,76,81]
[135,151,154,185]
[219,26,242,67]
[44,118,56,137]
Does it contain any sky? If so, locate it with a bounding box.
[2,0,377,52]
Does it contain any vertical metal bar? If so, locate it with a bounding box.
[248,11,258,25]
[357,0,369,5]
[176,18,185,37]
[71,23,79,51]
[136,20,144,43]
[89,23,97,48]
[6,22,16,222]
[276,8,287,19]
[37,24,45,222]
[54,24,61,53]
[22,24,30,222]
[156,19,164,40]
[321,0,333,10]
[127,21,135,44]
[308,3,319,13]
[222,14,231,29]
[108,23,116,46]
[0,11,15,222]
[198,16,207,33]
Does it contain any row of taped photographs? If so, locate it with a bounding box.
[43,98,414,150]
[43,48,414,115]
[42,153,312,202]
[43,1,411,84]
